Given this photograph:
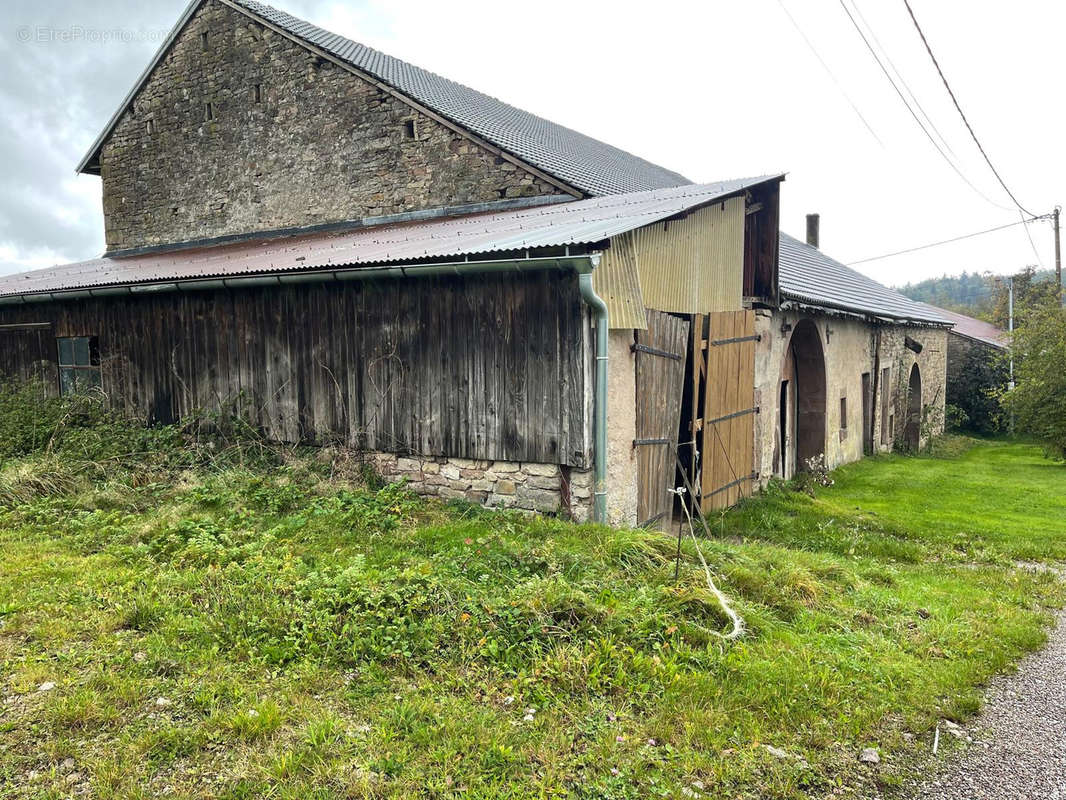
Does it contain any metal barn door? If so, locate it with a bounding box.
[634,310,690,528]
[701,310,757,511]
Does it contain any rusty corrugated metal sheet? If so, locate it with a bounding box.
[0,177,779,299]
[634,196,746,314]
[592,231,647,330]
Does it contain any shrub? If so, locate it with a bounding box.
[1004,305,1066,459]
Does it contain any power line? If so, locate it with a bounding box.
[775,0,885,147]
[848,0,956,158]
[848,216,1048,264]
[837,0,1010,210]
[901,0,1036,217]
[1019,210,1045,268]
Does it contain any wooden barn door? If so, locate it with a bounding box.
[701,310,757,511]
[634,311,690,528]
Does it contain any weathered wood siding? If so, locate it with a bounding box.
[0,273,591,467]
[0,325,56,385]
[634,311,689,528]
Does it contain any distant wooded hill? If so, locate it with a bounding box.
[896,269,1055,319]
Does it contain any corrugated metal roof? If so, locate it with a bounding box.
[0,178,777,299]
[916,303,1009,349]
[779,232,952,326]
[78,0,690,196]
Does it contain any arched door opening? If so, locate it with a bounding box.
[778,319,827,477]
[905,363,922,451]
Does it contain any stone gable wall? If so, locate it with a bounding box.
[99,0,566,252]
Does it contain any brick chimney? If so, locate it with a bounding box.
[806,213,820,249]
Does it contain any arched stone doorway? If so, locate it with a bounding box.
[777,319,827,477]
[905,363,922,451]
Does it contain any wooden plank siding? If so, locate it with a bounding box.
[701,310,757,510]
[0,325,56,386]
[634,310,690,528]
[0,273,591,467]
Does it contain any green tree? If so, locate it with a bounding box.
[989,267,1060,330]
[1004,305,1066,459]
[947,343,1008,435]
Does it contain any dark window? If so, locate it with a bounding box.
[840,396,848,430]
[403,119,416,139]
[145,118,154,135]
[57,336,101,395]
[254,83,262,104]
[204,102,214,121]
[201,31,209,51]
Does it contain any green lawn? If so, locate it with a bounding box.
[0,438,1063,799]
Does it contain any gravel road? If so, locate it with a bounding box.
[905,608,1066,799]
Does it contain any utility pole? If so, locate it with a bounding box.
[1008,275,1014,389]
[1008,275,1015,433]
[1054,206,1062,306]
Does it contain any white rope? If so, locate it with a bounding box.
[670,486,745,641]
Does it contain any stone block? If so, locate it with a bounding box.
[522,463,559,477]
[516,486,560,512]
[495,479,517,496]
[490,462,520,474]
[527,475,561,491]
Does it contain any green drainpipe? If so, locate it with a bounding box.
[576,257,608,524]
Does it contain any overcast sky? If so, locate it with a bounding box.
[1,0,1062,287]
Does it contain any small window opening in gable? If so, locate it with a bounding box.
[253,83,262,104]
[402,119,416,140]
[57,336,101,396]
[145,118,154,135]
[204,102,214,122]
[201,31,209,51]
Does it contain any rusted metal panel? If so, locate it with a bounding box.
[0,178,781,300]
[633,196,745,315]
[593,231,647,330]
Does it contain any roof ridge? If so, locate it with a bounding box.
[78,0,692,197]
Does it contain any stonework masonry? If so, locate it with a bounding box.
[754,308,948,483]
[366,453,593,522]
[99,0,566,252]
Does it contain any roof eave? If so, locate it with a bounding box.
[781,293,953,328]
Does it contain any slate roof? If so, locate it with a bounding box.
[779,232,952,326]
[0,178,777,300]
[77,0,690,197]
[915,303,1009,349]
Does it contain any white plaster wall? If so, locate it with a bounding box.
[605,329,639,527]
[755,309,948,484]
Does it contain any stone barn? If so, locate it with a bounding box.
[0,0,784,528]
[754,221,951,483]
